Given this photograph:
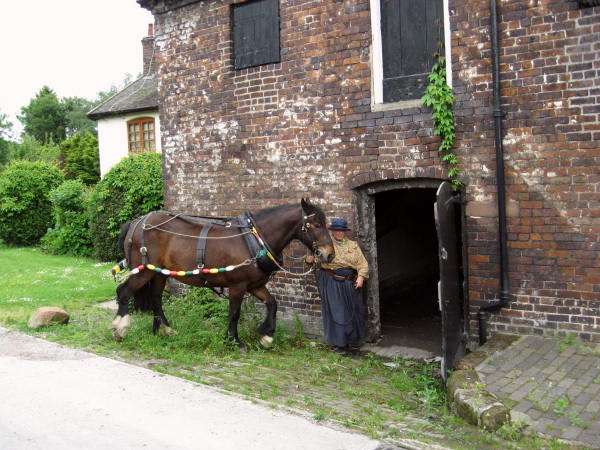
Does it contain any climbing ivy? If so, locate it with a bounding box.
[421,56,462,190]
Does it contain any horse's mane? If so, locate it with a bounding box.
[253,204,296,220]
[253,201,326,224]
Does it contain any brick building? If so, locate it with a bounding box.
[137,0,600,366]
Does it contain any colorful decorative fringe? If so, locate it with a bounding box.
[111,259,252,278]
[131,263,240,276]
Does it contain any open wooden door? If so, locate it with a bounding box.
[434,182,465,380]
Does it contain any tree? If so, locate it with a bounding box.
[0,110,11,139]
[8,135,60,165]
[93,73,136,105]
[18,86,67,143]
[63,97,97,136]
[59,131,100,185]
[0,111,12,167]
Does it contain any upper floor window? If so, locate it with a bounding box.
[232,0,280,70]
[127,117,155,153]
[371,0,450,107]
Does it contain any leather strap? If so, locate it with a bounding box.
[322,268,357,282]
[196,225,212,267]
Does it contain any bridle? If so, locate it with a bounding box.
[300,213,330,257]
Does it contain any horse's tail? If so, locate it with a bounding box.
[111,221,132,277]
[117,221,132,260]
[133,282,155,312]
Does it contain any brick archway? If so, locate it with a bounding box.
[347,167,447,191]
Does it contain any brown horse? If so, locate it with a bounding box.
[111,199,334,348]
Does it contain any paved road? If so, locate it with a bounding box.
[0,328,381,450]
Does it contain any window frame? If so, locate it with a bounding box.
[370,0,452,111]
[127,116,156,154]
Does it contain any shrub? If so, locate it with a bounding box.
[9,135,60,165]
[40,179,93,256]
[88,152,163,261]
[59,131,100,185]
[0,161,64,245]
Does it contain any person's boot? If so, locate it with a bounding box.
[332,346,347,355]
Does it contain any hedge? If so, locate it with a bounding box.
[0,161,64,245]
[41,179,93,256]
[88,152,164,261]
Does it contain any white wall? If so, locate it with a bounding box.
[97,110,161,177]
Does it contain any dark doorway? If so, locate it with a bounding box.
[375,188,441,356]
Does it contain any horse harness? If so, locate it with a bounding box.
[126,210,282,275]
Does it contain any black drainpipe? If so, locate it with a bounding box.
[478,0,510,345]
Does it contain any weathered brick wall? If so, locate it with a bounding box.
[483,1,600,341]
[146,0,600,342]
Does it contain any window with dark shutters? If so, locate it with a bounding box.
[381,0,444,102]
[232,0,280,70]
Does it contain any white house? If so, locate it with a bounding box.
[88,25,160,177]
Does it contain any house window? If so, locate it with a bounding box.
[371,0,450,107]
[232,0,280,70]
[127,117,155,153]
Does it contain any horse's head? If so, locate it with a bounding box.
[298,198,335,263]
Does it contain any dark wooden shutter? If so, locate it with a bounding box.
[233,0,280,70]
[381,0,444,102]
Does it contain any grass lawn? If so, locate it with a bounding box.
[0,245,577,450]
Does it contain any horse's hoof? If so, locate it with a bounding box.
[113,315,130,341]
[260,335,274,348]
[238,344,247,354]
[112,328,124,342]
[158,324,177,337]
[111,315,122,328]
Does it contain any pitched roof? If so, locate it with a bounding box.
[87,73,158,120]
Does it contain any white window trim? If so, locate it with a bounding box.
[370,0,453,111]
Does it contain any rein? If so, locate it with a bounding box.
[265,256,316,276]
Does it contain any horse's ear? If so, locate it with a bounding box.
[301,198,309,211]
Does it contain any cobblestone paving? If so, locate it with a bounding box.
[476,335,600,448]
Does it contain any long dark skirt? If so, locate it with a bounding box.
[316,268,365,348]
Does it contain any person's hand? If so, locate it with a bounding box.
[304,255,315,265]
[354,276,364,289]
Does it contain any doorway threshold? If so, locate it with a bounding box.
[361,341,441,361]
[362,319,443,360]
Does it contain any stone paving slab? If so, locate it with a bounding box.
[476,335,600,448]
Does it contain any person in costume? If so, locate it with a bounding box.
[307,217,369,353]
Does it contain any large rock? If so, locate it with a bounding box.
[28,307,70,329]
[448,369,510,431]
